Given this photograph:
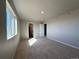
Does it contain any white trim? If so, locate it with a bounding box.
[7,34,17,40]
[6,0,16,16]
[6,0,17,40]
[48,38,79,50]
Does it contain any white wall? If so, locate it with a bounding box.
[39,24,44,37]
[20,20,28,39]
[0,0,20,59]
[20,21,40,39]
[33,22,40,38]
[44,9,79,49]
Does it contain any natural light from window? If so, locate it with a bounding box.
[28,38,37,46]
[6,0,17,40]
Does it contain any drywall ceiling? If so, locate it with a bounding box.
[12,0,79,22]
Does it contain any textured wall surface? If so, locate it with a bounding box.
[0,0,20,59]
[20,20,40,39]
[45,9,79,49]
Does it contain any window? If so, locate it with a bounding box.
[6,0,17,40]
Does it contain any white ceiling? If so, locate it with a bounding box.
[12,0,79,22]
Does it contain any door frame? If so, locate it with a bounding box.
[28,23,33,38]
[44,24,47,36]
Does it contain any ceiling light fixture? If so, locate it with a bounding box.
[41,11,44,14]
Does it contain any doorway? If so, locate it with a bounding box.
[29,23,33,38]
[44,24,47,36]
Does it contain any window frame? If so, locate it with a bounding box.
[6,0,17,40]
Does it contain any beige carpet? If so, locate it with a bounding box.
[14,37,79,59]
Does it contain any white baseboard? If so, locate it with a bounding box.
[48,38,79,50]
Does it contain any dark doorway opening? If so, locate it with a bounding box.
[29,23,33,38]
[44,24,47,36]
